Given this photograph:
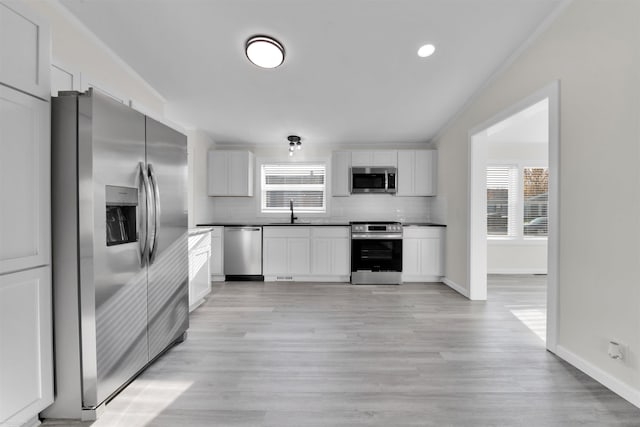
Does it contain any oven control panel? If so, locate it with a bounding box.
[351,223,402,233]
[350,222,403,239]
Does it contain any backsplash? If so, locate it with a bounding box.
[198,193,432,224]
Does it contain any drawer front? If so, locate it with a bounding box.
[311,226,349,239]
[403,226,443,239]
[263,226,311,238]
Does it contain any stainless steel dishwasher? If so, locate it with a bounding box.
[224,227,264,281]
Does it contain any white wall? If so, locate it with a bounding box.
[435,0,640,402]
[486,141,548,274]
[197,143,435,225]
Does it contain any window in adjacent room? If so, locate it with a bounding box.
[487,165,548,239]
[523,167,549,237]
[487,165,517,237]
[261,163,327,213]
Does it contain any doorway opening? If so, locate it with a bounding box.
[468,82,559,352]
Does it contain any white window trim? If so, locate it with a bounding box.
[487,160,548,242]
[254,157,331,219]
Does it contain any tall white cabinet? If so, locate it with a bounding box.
[0,2,53,427]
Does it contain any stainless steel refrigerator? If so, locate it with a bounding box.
[43,89,189,421]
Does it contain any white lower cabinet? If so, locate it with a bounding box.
[263,227,311,279]
[263,226,350,281]
[188,229,212,312]
[0,266,53,427]
[310,228,350,280]
[209,227,224,281]
[402,227,445,282]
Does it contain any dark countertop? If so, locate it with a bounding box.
[197,222,446,227]
[196,222,350,227]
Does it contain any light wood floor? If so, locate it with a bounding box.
[48,276,639,426]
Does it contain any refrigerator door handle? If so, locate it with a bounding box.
[147,163,161,264]
[139,162,152,265]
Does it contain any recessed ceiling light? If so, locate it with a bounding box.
[417,43,436,58]
[246,35,285,68]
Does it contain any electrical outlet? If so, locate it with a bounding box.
[608,341,625,361]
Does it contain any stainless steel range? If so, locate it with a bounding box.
[350,221,403,284]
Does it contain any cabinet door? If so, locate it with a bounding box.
[0,1,50,99]
[263,238,288,276]
[288,238,310,275]
[350,151,371,167]
[402,238,421,276]
[372,150,397,167]
[210,228,224,276]
[208,150,228,196]
[227,151,246,196]
[331,238,351,276]
[311,238,332,275]
[414,150,436,196]
[0,87,50,275]
[396,150,414,196]
[331,151,351,197]
[420,238,443,277]
[0,266,53,426]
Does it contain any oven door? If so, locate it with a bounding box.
[351,238,402,272]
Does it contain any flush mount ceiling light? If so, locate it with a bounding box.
[287,135,301,156]
[417,43,436,58]
[246,35,285,68]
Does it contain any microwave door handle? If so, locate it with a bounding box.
[138,162,152,266]
[147,163,161,265]
[384,171,389,192]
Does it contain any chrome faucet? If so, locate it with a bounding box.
[290,199,298,224]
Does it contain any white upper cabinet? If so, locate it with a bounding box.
[351,150,397,167]
[0,86,50,275]
[208,150,254,196]
[397,150,437,196]
[0,1,50,99]
[331,151,351,197]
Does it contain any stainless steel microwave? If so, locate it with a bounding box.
[350,167,397,194]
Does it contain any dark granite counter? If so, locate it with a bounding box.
[197,223,350,227]
[197,222,445,227]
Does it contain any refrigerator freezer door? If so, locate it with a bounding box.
[145,117,189,361]
[79,90,149,408]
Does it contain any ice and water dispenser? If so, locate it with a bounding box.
[105,185,138,246]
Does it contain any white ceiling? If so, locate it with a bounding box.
[59,0,563,146]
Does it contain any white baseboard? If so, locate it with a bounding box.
[211,275,225,282]
[488,268,547,275]
[443,277,470,298]
[556,345,640,409]
[264,275,350,283]
[402,275,443,283]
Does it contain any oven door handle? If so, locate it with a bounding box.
[351,234,403,240]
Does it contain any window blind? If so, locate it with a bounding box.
[487,166,517,236]
[261,164,326,213]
